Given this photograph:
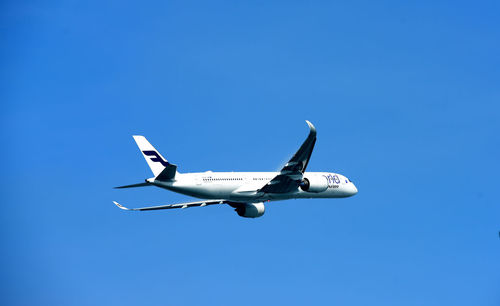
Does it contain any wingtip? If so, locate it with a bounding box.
[305,120,316,134]
[113,201,129,210]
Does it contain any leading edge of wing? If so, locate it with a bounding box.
[259,120,316,193]
[112,200,228,211]
[280,120,317,173]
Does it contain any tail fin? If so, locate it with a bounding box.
[132,135,177,180]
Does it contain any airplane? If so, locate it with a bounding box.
[113,121,358,218]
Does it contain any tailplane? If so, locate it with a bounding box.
[114,181,151,189]
[132,135,178,180]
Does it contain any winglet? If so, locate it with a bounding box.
[113,201,130,210]
[305,120,316,135]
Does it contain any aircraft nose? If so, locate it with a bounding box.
[348,183,358,197]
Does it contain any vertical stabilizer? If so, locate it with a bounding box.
[132,135,172,177]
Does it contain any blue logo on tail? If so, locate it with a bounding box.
[142,150,169,167]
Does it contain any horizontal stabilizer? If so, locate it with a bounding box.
[114,182,151,189]
[155,164,178,181]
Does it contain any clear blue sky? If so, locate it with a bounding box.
[1,1,499,305]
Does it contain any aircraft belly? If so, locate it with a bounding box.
[293,188,345,198]
[161,184,220,200]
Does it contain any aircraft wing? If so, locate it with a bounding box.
[113,199,229,211]
[259,120,316,194]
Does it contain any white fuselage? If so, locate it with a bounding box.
[149,171,358,203]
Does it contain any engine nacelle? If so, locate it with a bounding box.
[234,202,265,218]
[300,175,328,193]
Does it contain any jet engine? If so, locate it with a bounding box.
[233,202,265,218]
[300,175,328,193]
